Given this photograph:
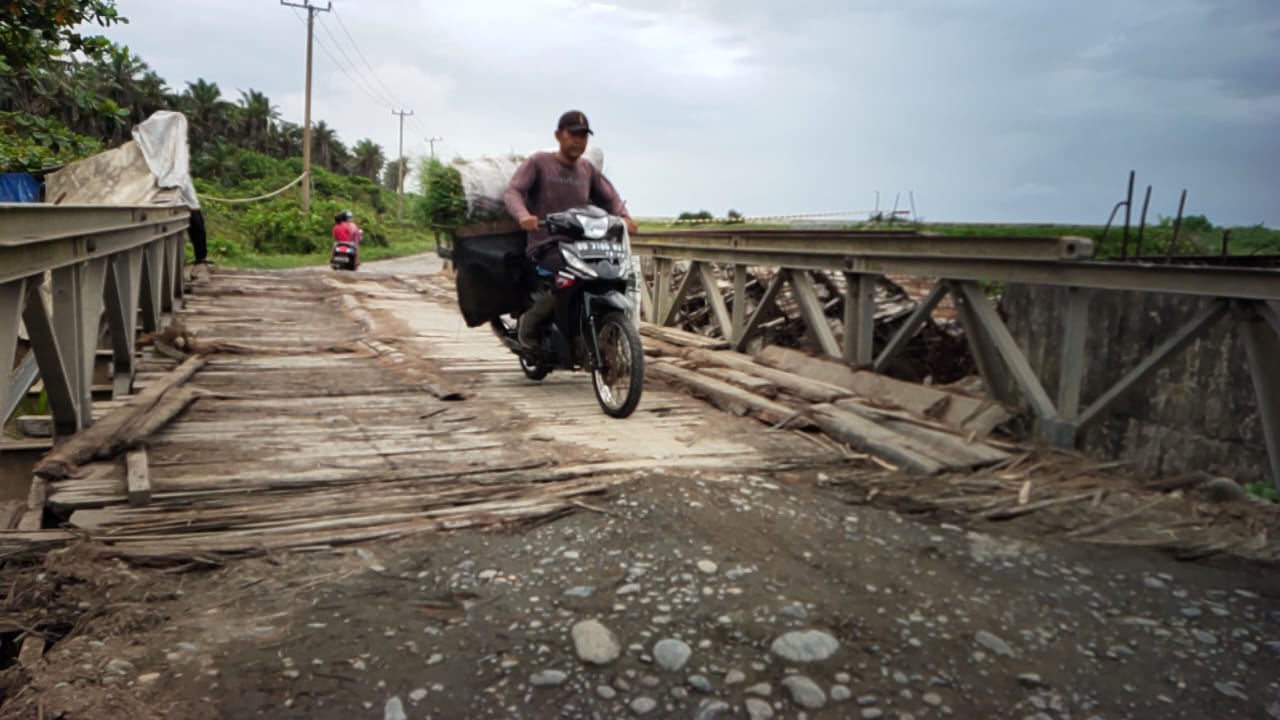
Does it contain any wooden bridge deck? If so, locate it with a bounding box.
[44,267,837,561]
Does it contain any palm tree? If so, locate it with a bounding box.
[382,157,408,191]
[271,120,303,158]
[236,88,278,153]
[310,120,346,172]
[179,79,231,154]
[192,141,241,181]
[349,138,385,182]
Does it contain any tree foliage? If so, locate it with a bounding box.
[415,158,467,231]
[1,2,417,263]
[0,0,125,75]
[677,210,714,222]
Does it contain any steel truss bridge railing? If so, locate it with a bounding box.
[630,229,1280,487]
[2,204,189,437]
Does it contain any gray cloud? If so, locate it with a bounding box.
[99,0,1279,225]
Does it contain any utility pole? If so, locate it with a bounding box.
[392,109,413,218]
[280,0,331,212]
[426,136,442,159]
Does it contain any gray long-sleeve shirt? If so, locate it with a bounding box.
[503,151,627,255]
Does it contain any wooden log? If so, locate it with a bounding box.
[646,361,798,426]
[639,323,730,350]
[33,355,206,480]
[700,367,780,398]
[0,500,25,530]
[17,476,47,531]
[834,400,1010,468]
[756,345,1011,435]
[126,449,151,506]
[644,338,852,403]
[122,387,198,444]
[808,404,945,474]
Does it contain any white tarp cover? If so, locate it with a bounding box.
[454,146,604,217]
[44,110,196,207]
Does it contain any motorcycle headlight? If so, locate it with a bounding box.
[576,214,609,240]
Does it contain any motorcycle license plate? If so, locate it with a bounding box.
[573,241,625,260]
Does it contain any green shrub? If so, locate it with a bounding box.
[242,198,316,254]
[415,158,467,231]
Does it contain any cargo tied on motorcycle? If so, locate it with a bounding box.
[444,206,644,418]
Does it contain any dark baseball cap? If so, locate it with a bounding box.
[557,110,593,134]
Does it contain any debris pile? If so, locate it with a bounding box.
[643,327,1012,474]
[656,264,974,383]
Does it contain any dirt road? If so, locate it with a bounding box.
[2,260,1277,720]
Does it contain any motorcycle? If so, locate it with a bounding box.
[489,205,645,418]
[330,239,358,271]
[331,223,362,271]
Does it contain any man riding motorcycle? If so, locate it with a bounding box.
[502,110,638,349]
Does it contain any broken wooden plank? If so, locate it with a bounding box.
[124,387,199,444]
[16,476,47,531]
[979,490,1098,521]
[34,355,206,480]
[756,345,1012,435]
[360,339,466,401]
[644,338,851,403]
[646,360,798,426]
[809,404,945,474]
[126,448,151,506]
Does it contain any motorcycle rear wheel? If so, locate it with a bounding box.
[591,311,643,418]
[520,353,549,381]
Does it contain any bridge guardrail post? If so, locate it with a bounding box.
[1240,300,1280,491]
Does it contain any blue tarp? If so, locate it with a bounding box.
[0,173,39,203]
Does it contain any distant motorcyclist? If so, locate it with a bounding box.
[332,209,363,269]
[503,110,637,349]
[333,209,362,245]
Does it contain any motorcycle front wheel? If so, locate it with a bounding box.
[591,311,644,418]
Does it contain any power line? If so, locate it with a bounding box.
[288,8,400,116]
[331,8,409,110]
[287,8,394,114]
[328,7,447,162]
[316,15,398,109]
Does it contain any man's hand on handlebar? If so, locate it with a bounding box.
[519,216,540,232]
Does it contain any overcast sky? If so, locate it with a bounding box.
[99,0,1279,226]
